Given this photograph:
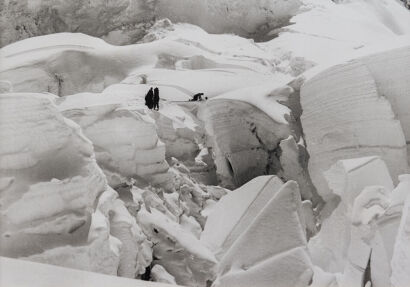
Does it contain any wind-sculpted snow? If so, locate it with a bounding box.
[263,0,410,74]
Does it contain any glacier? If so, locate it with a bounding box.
[1,0,410,286]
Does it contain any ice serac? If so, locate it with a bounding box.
[0,93,115,273]
[201,175,284,258]
[0,93,105,257]
[213,180,312,287]
[138,207,217,287]
[203,97,292,188]
[391,175,410,287]
[58,85,173,189]
[300,56,408,202]
[0,93,152,277]
[360,45,410,164]
[309,156,401,286]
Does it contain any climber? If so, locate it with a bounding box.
[153,87,160,110]
[190,93,204,101]
[145,87,154,109]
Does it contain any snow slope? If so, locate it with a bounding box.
[0,256,176,287]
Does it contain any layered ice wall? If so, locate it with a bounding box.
[58,86,173,189]
[0,93,153,276]
[300,45,410,202]
[0,93,106,258]
[202,98,291,188]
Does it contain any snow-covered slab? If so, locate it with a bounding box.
[214,180,312,287]
[201,176,284,258]
[0,256,176,287]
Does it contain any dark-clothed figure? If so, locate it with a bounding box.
[153,87,160,110]
[145,88,154,109]
[190,93,204,101]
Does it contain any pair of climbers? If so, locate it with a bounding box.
[145,87,160,110]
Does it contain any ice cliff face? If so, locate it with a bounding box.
[299,41,410,208]
[0,0,302,47]
[0,93,151,276]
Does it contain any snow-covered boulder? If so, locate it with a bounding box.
[212,180,313,287]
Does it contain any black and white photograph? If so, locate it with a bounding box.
[1,0,410,286]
